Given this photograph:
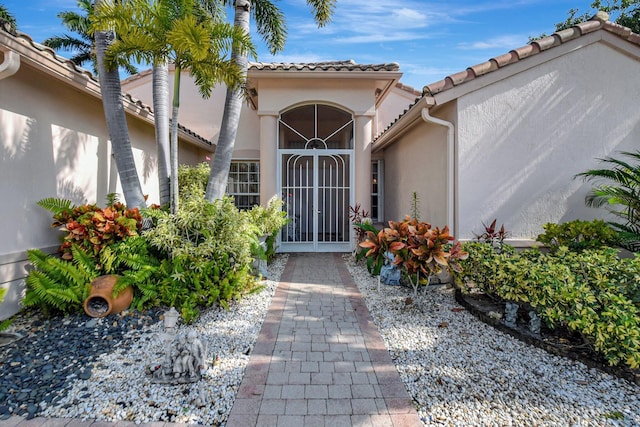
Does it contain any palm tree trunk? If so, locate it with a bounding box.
[204,0,250,202]
[170,65,182,214]
[94,0,145,210]
[152,62,171,207]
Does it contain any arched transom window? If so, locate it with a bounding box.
[279,104,353,150]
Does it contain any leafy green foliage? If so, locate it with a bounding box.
[576,150,640,251]
[537,219,620,253]
[245,197,289,260]
[457,243,640,368]
[358,216,467,296]
[38,197,142,261]
[141,195,261,322]
[23,246,99,315]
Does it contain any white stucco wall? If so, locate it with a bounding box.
[376,85,420,136]
[123,70,261,158]
[456,41,640,240]
[382,107,451,228]
[0,61,206,319]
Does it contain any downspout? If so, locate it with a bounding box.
[0,47,20,80]
[421,101,456,236]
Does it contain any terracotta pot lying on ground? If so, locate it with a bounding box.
[83,275,133,318]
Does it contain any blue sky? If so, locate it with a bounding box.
[4,0,599,89]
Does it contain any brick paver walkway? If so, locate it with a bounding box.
[4,253,421,427]
[226,253,421,427]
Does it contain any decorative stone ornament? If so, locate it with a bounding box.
[150,329,207,384]
[504,302,519,328]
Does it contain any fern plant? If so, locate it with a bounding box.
[23,245,99,315]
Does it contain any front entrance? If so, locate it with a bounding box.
[278,104,354,252]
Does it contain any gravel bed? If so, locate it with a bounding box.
[0,254,287,425]
[344,255,640,427]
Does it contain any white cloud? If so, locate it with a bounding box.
[457,34,528,50]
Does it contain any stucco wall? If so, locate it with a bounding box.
[123,70,261,158]
[0,63,205,319]
[382,117,449,227]
[456,41,640,240]
[376,85,419,136]
[254,78,377,116]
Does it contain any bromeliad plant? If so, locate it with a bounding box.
[358,216,468,297]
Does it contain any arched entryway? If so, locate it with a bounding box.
[278,104,354,252]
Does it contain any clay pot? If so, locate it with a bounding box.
[83,275,133,318]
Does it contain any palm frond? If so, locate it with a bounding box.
[37,197,74,215]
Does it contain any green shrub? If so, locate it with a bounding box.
[244,197,289,260]
[457,243,640,368]
[178,162,210,200]
[536,219,620,252]
[23,245,99,315]
[141,195,260,322]
[37,196,142,261]
[575,150,640,251]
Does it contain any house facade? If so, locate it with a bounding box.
[0,28,214,319]
[2,12,639,318]
[374,12,640,243]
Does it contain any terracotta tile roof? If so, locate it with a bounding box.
[423,11,633,97]
[249,59,400,72]
[1,28,211,147]
[374,12,640,145]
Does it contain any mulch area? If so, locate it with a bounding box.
[454,289,640,386]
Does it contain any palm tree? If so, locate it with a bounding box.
[204,0,336,202]
[43,0,137,76]
[93,0,147,210]
[93,0,254,213]
[576,150,640,250]
[0,3,17,34]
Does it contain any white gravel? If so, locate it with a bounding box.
[42,255,288,425]
[41,253,640,426]
[344,255,640,427]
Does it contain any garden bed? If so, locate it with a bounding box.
[455,289,640,386]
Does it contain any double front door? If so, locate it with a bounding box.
[277,104,355,252]
[280,150,352,252]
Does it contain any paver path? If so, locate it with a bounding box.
[226,253,421,427]
[4,253,420,427]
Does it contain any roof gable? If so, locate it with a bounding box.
[374,11,640,147]
[424,11,639,98]
[0,27,211,148]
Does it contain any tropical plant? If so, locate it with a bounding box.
[536,219,620,252]
[43,0,137,75]
[37,196,142,261]
[456,244,640,368]
[349,203,371,245]
[23,245,99,315]
[0,3,17,34]
[575,150,640,251]
[93,0,254,213]
[474,219,509,250]
[359,216,468,297]
[141,194,261,321]
[245,196,289,259]
[204,0,336,202]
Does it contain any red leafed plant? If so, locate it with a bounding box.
[38,196,143,260]
[358,216,468,296]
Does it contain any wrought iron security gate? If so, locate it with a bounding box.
[280,150,352,252]
[278,104,354,252]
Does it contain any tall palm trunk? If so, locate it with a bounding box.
[170,66,182,214]
[94,0,145,210]
[204,0,250,202]
[153,62,171,206]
